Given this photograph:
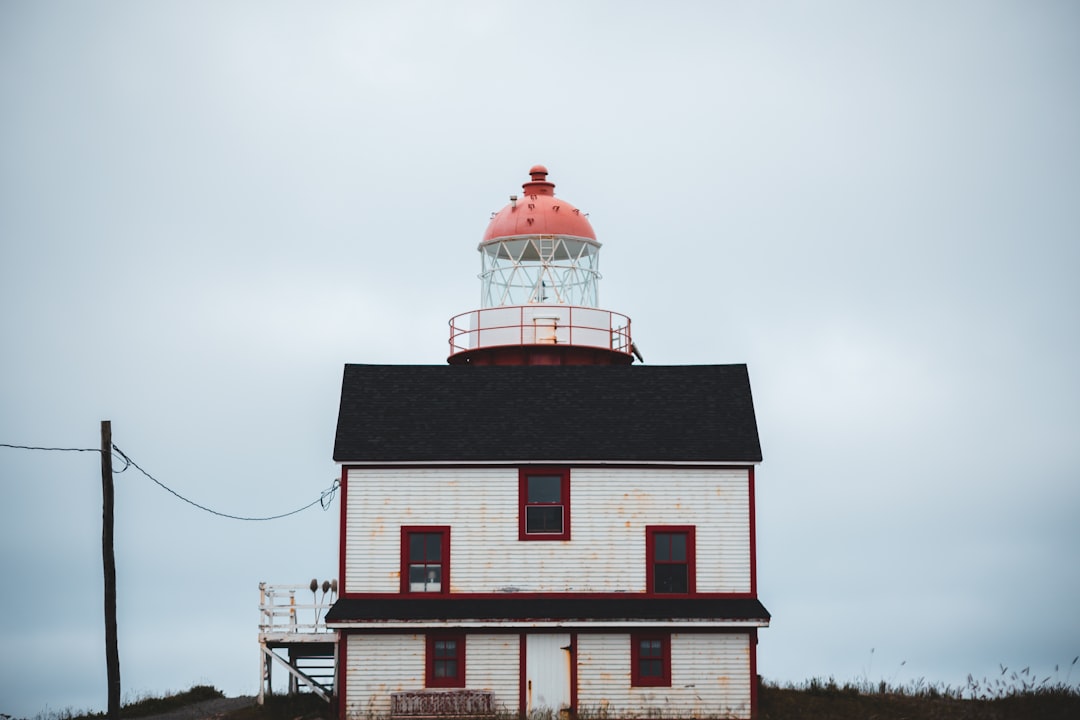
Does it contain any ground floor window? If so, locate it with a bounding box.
[426,634,466,688]
[631,633,671,687]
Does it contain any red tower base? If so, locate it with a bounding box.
[447,345,634,366]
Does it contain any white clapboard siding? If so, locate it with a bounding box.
[345,634,424,718]
[577,633,751,718]
[466,635,520,713]
[344,467,751,594]
[343,634,518,720]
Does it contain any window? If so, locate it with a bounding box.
[631,633,671,687]
[426,634,465,688]
[519,468,570,541]
[646,526,695,594]
[401,527,450,594]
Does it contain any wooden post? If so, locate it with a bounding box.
[101,420,121,718]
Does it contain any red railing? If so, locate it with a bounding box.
[449,306,632,358]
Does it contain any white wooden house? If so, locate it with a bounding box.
[325,168,769,720]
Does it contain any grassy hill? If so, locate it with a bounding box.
[28,677,1080,720]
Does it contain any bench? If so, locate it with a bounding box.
[390,689,495,718]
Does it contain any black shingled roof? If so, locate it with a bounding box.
[325,596,770,624]
[334,364,761,463]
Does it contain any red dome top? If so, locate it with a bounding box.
[482,166,597,242]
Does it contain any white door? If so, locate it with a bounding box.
[526,633,572,714]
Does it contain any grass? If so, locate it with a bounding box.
[15,664,1080,720]
[229,677,1080,720]
[760,674,1080,720]
[116,686,225,718]
[20,686,225,720]
[12,687,333,720]
[222,694,331,720]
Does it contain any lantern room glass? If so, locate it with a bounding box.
[479,235,601,308]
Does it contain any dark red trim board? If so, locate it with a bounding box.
[337,630,348,720]
[518,634,527,715]
[569,632,579,713]
[750,628,759,719]
[749,466,757,597]
[338,466,348,596]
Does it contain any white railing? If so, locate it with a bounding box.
[259,580,338,636]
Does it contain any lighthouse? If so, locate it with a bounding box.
[448,165,635,366]
[327,166,768,720]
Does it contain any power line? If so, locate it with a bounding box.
[2,441,339,521]
[111,444,339,521]
[1,444,132,473]
[1,443,100,452]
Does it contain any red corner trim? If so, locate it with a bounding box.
[337,631,348,720]
[518,634,527,715]
[750,628,759,719]
[569,632,579,714]
[749,466,757,597]
[338,467,349,596]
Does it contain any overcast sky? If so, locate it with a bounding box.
[2,1,1079,716]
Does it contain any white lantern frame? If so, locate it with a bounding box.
[478,234,601,308]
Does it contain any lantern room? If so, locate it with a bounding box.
[479,165,600,307]
[448,166,636,366]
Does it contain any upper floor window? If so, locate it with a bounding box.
[519,468,571,541]
[401,526,450,594]
[631,633,671,687]
[646,526,695,594]
[426,634,465,688]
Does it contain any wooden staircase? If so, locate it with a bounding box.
[258,581,338,704]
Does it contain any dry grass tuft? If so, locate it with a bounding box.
[760,671,1080,720]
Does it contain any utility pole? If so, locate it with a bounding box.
[101,420,120,718]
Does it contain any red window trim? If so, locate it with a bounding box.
[645,525,696,595]
[425,633,466,688]
[401,526,451,595]
[518,468,571,541]
[631,632,672,687]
